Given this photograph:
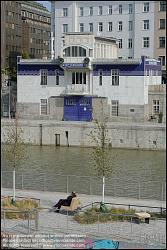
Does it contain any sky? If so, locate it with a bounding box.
[37,1,51,11]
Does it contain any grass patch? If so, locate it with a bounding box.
[1,197,40,220]
[74,206,136,224]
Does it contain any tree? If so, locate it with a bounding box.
[3,113,26,203]
[1,67,6,89]
[22,51,29,59]
[89,103,116,207]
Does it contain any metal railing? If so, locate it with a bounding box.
[1,171,166,201]
[1,208,39,234]
[1,208,165,248]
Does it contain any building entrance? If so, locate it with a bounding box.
[64,96,92,121]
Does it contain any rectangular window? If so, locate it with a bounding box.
[108,5,112,15]
[129,4,133,13]
[99,70,103,86]
[112,100,119,116]
[56,71,59,85]
[160,1,166,11]
[143,2,149,12]
[79,7,84,16]
[119,4,122,14]
[63,24,68,33]
[66,98,76,106]
[111,69,119,85]
[79,23,84,32]
[108,22,112,32]
[128,38,133,49]
[40,99,47,115]
[118,39,122,48]
[129,21,133,31]
[143,37,150,48]
[159,19,165,29]
[158,56,166,66]
[89,23,93,32]
[72,72,86,84]
[83,72,86,84]
[63,8,68,17]
[98,22,103,32]
[89,7,93,16]
[153,100,160,114]
[99,6,103,15]
[159,37,165,48]
[118,21,123,31]
[41,69,47,85]
[72,72,75,84]
[143,20,149,30]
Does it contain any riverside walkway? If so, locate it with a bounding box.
[2,188,165,211]
[1,188,166,249]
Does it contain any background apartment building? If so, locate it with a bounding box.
[1,1,51,118]
[1,1,51,70]
[51,1,166,82]
[154,1,166,82]
[1,1,22,69]
[21,1,51,59]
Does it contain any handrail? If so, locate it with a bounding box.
[91,201,166,210]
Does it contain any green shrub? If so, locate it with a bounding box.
[73,205,136,224]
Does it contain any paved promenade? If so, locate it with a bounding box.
[2,188,166,211]
[1,188,166,249]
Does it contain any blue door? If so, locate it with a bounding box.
[64,96,92,121]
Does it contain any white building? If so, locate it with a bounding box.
[51,1,164,62]
[17,33,162,122]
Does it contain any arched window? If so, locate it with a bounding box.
[63,46,86,57]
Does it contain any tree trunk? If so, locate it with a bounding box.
[13,167,16,202]
[102,176,105,203]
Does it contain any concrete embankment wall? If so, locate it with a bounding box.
[1,119,166,150]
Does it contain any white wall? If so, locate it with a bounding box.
[17,75,65,103]
[93,76,145,105]
[18,74,147,105]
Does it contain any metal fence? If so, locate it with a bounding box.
[1,208,39,235]
[1,171,166,201]
[1,208,166,248]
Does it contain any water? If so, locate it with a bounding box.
[1,145,166,200]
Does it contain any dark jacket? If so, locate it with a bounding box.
[64,194,76,206]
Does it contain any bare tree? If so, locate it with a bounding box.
[3,113,26,203]
[89,101,116,205]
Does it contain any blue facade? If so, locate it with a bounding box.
[17,64,64,76]
[17,57,161,76]
[64,96,92,121]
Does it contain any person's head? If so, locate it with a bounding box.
[71,191,77,197]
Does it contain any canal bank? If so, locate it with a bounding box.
[1,188,166,249]
[1,119,166,150]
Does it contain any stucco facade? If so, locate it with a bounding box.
[154,1,166,82]
[17,33,163,122]
[51,1,165,60]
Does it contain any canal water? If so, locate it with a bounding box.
[1,145,166,200]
